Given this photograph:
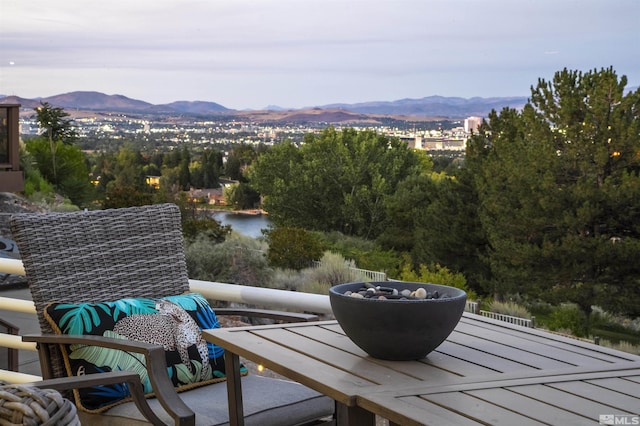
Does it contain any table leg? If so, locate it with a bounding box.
[336,402,375,425]
[224,350,244,426]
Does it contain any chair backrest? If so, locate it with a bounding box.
[10,203,190,377]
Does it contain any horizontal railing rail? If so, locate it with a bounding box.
[0,258,24,276]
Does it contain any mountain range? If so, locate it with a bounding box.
[0,91,529,121]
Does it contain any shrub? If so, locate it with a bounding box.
[175,195,231,243]
[25,138,95,207]
[319,231,402,277]
[591,306,640,335]
[265,227,325,270]
[102,186,154,209]
[546,303,588,337]
[523,299,554,317]
[185,233,272,288]
[49,197,81,212]
[308,252,369,285]
[278,252,372,296]
[270,269,306,291]
[182,216,231,243]
[397,261,477,300]
[487,300,532,319]
[597,339,640,356]
[23,170,55,199]
[299,280,332,296]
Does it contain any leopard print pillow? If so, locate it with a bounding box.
[44,292,247,413]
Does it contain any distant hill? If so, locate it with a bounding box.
[0,96,41,110]
[0,91,231,116]
[0,91,529,120]
[45,91,154,112]
[320,95,529,118]
[235,108,386,124]
[162,100,228,114]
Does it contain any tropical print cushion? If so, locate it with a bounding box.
[44,292,247,412]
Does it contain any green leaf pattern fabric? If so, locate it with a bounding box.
[45,292,247,412]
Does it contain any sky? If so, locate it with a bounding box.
[1,0,639,110]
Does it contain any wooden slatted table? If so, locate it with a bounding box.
[358,366,640,425]
[203,313,640,425]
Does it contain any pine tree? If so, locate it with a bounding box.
[468,67,640,318]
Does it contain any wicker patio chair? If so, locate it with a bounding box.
[10,203,335,426]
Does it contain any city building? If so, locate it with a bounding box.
[464,116,483,133]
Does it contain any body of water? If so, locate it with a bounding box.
[212,211,272,238]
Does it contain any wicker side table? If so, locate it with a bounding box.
[0,384,79,425]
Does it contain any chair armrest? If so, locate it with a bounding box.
[24,371,166,426]
[24,333,165,353]
[215,308,319,322]
[22,334,164,352]
[26,370,143,390]
[23,334,194,426]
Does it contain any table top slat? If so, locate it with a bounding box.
[435,340,545,373]
[425,391,546,425]
[293,323,364,354]
[509,383,632,418]
[358,394,484,426]
[460,314,640,363]
[550,379,640,412]
[465,387,595,425]
[375,366,640,396]
[623,375,640,384]
[585,376,640,395]
[419,350,501,377]
[452,322,618,367]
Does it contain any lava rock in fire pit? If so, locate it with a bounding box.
[344,282,448,300]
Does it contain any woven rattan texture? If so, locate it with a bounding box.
[0,384,80,425]
[10,203,190,379]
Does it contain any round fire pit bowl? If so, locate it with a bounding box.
[329,281,467,360]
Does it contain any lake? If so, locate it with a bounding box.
[212,211,272,238]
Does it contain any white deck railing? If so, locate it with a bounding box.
[479,310,535,328]
[465,301,535,327]
[0,258,24,276]
[347,267,387,282]
[0,257,333,384]
[311,261,387,282]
